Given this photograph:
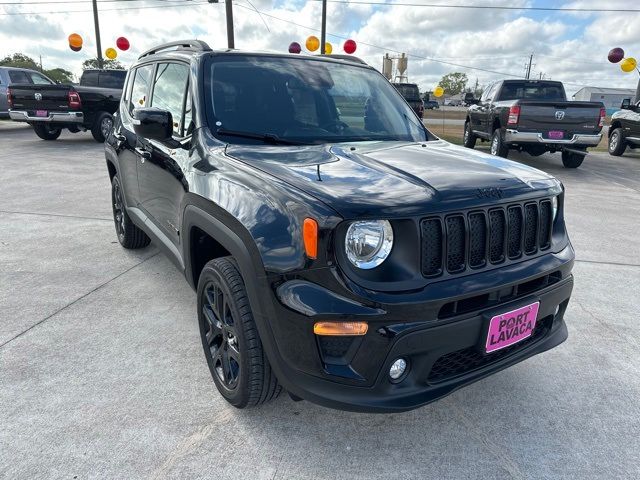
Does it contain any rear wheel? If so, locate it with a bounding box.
[561,150,585,168]
[91,112,113,143]
[32,124,61,140]
[490,128,509,158]
[198,257,281,408]
[608,128,627,156]
[111,174,150,249]
[463,121,477,148]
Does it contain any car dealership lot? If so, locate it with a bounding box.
[1,125,639,479]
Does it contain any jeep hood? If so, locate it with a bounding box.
[225,140,561,218]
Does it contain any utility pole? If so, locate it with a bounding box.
[91,0,103,69]
[225,0,235,49]
[525,53,534,79]
[320,0,327,54]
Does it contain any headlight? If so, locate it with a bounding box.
[551,196,558,222]
[345,220,393,269]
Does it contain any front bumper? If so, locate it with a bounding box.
[260,245,575,412]
[504,129,601,146]
[9,110,84,124]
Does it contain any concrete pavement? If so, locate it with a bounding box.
[1,128,639,479]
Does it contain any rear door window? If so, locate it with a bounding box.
[150,63,189,136]
[8,70,30,84]
[128,64,154,115]
[29,72,53,85]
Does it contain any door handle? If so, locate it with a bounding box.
[135,147,151,163]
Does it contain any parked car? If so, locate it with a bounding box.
[392,82,424,118]
[0,67,55,119]
[464,80,605,168]
[8,69,125,142]
[423,100,439,110]
[106,40,574,413]
[608,98,640,156]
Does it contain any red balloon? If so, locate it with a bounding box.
[344,39,357,54]
[116,37,130,51]
[608,47,624,64]
[288,42,301,54]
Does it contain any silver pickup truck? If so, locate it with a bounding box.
[463,80,605,168]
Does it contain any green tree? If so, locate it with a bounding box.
[44,68,74,83]
[438,72,469,96]
[0,53,40,70]
[82,58,125,70]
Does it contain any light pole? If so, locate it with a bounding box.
[225,0,235,49]
[320,0,327,54]
[91,0,103,68]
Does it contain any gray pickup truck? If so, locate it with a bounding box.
[464,80,605,168]
[8,69,125,142]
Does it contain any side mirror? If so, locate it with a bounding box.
[621,98,631,110]
[132,108,173,141]
[464,92,478,105]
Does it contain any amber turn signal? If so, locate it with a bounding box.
[303,218,318,259]
[313,321,368,336]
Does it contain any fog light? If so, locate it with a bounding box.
[389,358,407,380]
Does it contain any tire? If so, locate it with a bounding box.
[463,121,477,149]
[32,124,61,141]
[608,128,627,156]
[490,128,509,158]
[561,150,585,168]
[198,257,281,409]
[91,111,114,143]
[111,174,150,249]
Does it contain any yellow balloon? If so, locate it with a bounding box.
[621,57,637,73]
[324,42,332,54]
[105,48,117,60]
[434,86,444,97]
[306,35,320,52]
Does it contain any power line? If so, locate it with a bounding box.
[0,0,208,14]
[309,0,640,13]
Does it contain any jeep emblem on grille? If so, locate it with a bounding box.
[555,111,565,120]
[34,93,42,101]
[476,187,503,199]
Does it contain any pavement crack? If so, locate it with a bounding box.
[0,210,112,222]
[0,252,159,350]
[575,259,640,268]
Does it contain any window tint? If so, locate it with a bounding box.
[29,72,53,85]
[129,64,154,115]
[497,82,565,101]
[8,70,30,83]
[82,71,99,87]
[99,71,126,89]
[151,63,189,136]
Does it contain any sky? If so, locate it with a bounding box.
[1,0,639,96]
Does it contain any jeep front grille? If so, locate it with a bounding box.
[420,199,553,278]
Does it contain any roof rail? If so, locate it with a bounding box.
[138,40,211,60]
[319,54,368,65]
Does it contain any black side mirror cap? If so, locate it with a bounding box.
[132,107,174,142]
[621,99,631,110]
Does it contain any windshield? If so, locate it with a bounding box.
[204,55,428,145]
[497,82,565,101]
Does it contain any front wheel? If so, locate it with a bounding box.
[490,129,509,158]
[32,124,61,140]
[561,150,585,168]
[608,128,627,156]
[463,121,477,148]
[198,257,281,409]
[91,112,114,143]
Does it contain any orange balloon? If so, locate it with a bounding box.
[306,35,320,52]
[68,33,83,49]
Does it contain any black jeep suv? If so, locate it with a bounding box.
[105,40,574,413]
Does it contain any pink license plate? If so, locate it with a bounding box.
[485,302,539,353]
[548,130,564,140]
[35,110,48,117]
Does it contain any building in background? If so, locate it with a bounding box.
[572,86,636,114]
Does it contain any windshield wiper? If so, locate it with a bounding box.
[215,128,303,145]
